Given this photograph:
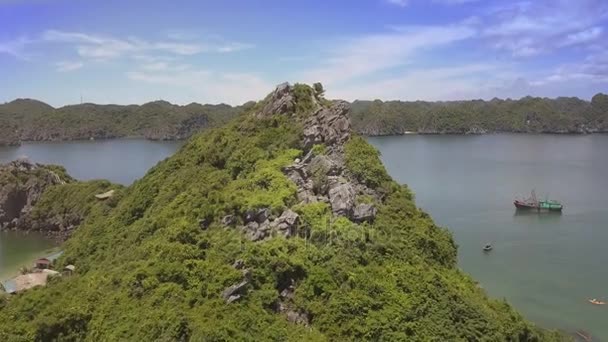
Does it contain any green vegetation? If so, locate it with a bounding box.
[0,99,243,145]
[0,163,68,186]
[28,180,123,233]
[344,136,391,189]
[350,94,608,135]
[293,83,318,116]
[310,143,327,156]
[2,93,606,146]
[0,159,122,237]
[0,87,564,341]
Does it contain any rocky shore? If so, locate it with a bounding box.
[0,159,119,240]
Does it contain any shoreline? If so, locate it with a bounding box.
[3,130,608,148]
[360,130,608,137]
[0,245,62,283]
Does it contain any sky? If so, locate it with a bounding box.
[1,0,607,106]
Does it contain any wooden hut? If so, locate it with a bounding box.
[35,258,51,269]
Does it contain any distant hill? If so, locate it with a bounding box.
[1,93,607,146]
[350,93,608,135]
[0,99,246,146]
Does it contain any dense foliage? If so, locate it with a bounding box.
[2,93,607,146]
[350,93,608,135]
[0,99,244,145]
[27,180,123,235]
[0,87,564,341]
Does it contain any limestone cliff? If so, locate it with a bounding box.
[0,159,119,239]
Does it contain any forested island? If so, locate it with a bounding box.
[0,98,243,146]
[2,92,607,146]
[350,93,608,135]
[0,84,564,340]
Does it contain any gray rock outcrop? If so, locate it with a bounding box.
[328,183,356,217]
[303,101,351,149]
[222,280,248,303]
[272,209,299,238]
[255,82,295,118]
[0,160,68,230]
[353,203,377,223]
[239,208,300,242]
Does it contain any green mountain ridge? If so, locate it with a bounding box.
[0,84,565,341]
[0,98,244,145]
[350,93,608,135]
[1,93,607,147]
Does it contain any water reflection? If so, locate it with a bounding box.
[513,209,563,223]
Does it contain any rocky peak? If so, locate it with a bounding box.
[255,82,296,118]
[302,100,351,151]
[232,83,377,243]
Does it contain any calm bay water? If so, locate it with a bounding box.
[1,136,607,338]
[0,139,183,185]
[368,134,608,340]
[0,139,182,280]
[0,232,58,280]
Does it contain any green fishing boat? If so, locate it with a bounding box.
[514,190,563,212]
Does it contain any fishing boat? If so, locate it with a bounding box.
[588,298,606,305]
[483,244,492,252]
[514,190,563,212]
[575,329,592,341]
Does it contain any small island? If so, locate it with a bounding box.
[0,84,564,340]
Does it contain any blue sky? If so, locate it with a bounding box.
[1,0,607,106]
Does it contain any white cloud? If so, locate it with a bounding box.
[327,63,508,101]
[303,24,476,85]
[126,67,273,104]
[141,62,169,71]
[55,61,83,72]
[386,0,408,7]
[0,36,32,59]
[387,0,480,6]
[41,29,252,61]
[482,0,608,57]
[532,48,608,86]
[561,27,603,47]
[433,0,481,4]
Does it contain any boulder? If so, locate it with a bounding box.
[303,101,351,149]
[232,259,245,269]
[303,125,323,149]
[221,214,237,227]
[296,189,317,204]
[243,210,256,223]
[255,208,270,224]
[243,208,270,224]
[255,83,295,118]
[286,310,310,326]
[226,295,241,304]
[199,217,211,230]
[222,280,248,302]
[352,203,377,223]
[273,209,299,237]
[307,155,340,177]
[328,183,356,217]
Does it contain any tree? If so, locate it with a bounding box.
[313,82,325,97]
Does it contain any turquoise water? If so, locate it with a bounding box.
[368,134,608,340]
